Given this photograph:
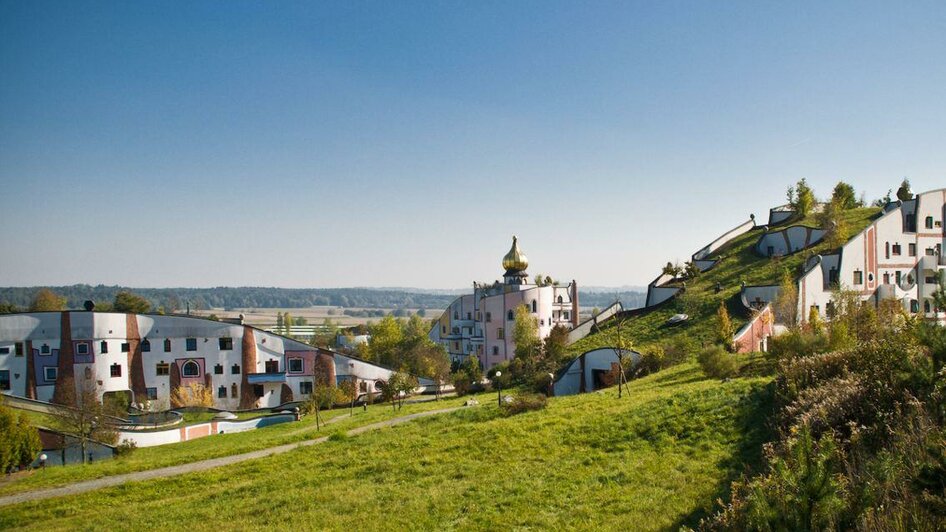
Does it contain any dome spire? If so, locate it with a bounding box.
[502,235,529,273]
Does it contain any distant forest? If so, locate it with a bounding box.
[0,285,645,312]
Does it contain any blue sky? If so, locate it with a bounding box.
[1,1,944,289]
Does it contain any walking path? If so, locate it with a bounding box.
[0,406,462,508]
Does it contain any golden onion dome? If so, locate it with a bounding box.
[502,235,529,272]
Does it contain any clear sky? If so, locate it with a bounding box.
[1,1,944,289]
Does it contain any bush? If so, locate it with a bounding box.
[500,393,547,416]
[114,438,138,457]
[697,346,739,379]
[0,397,41,472]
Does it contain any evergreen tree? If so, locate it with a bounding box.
[717,301,735,351]
[830,181,858,210]
[896,178,913,201]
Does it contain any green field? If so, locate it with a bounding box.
[568,207,881,354]
[1,363,773,530]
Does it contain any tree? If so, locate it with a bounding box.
[170,383,214,408]
[452,355,483,396]
[52,377,119,464]
[283,312,293,337]
[774,269,799,328]
[817,198,849,249]
[29,289,66,311]
[512,304,540,367]
[0,302,20,314]
[872,189,893,207]
[113,291,152,314]
[302,380,341,430]
[338,378,358,415]
[276,312,284,333]
[378,371,417,411]
[717,301,735,351]
[683,261,701,280]
[787,178,816,218]
[365,315,405,368]
[830,181,858,210]
[0,396,41,473]
[662,261,683,278]
[896,178,913,201]
[412,341,450,399]
[808,306,824,336]
[542,325,570,368]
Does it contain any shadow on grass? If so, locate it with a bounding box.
[671,381,776,530]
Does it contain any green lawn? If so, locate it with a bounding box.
[0,364,773,531]
[568,207,881,354]
[0,394,482,498]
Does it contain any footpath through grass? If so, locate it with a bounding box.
[1,363,773,531]
[0,394,483,498]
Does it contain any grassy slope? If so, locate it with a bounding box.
[1,364,772,531]
[0,394,490,497]
[568,207,881,354]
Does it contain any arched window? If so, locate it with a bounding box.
[925,300,931,313]
[182,360,200,377]
[557,295,563,303]
[507,310,514,321]
[231,383,238,398]
[531,300,537,313]
[164,338,172,352]
[141,339,151,352]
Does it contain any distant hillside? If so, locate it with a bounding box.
[0,285,645,312]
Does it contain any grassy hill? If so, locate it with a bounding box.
[568,207,881,355]
[1,363,772,530]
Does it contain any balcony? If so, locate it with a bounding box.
[247,372,286,384]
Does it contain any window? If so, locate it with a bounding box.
[492,346,499,356]
[76,343,89,356]
[906,214,916,232]
[853,270,863,285]
[909,243,917,257]
[531,300,537,313]
[84,367,92,379]
[507,310,514,321]
[141,339,150,352]
[253,384,264,398]
[231,383,238,398]
[44,367,58,381]
[496,328,504,340]
[265,360,279,373]
[359,381,368,393]
[100,341,108,354]
[110,364,122,377]
[557,295,563,303]
[926,216,934,229]
[892,243,901,256]
[219,337,233,350]
[299,381,313,395]
[231,364,241,375]
[896,271,902,284]
[885,242,890,259]
[883,272,890,284]
[15,343,23,357]
[563,311,570,320]
[927,248,936,256]
[0,370,9,391]
[466,312,471,320]
[146,387,158,400]
[911,299,920,313]
[164,338,172,352]
[288,358,303,374]
[156,363,170,376]
[185,338,197,351]
[218,386,227,398]
[453,310,458,320]
[214,364,223,375]
[0,347,8,354]
[485,312,491,323]
[441,326,446,334]
[925,300,932,313]
[41,344,50,354]
[182,360,200,377]
[121,343,130,353]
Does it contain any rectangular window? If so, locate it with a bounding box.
[0,347,8,354]
[265,360,279,373]
[218,386,227,398]
[299,381,313,395]
[218,337,233,350]
[121,343,130,353]
[146,387,158,400]
[926,216,934,229]
[231,364,241,375]
[15,343,23,357]
[44,367,58,381]
[186,338,197,351]
[164,338,172,352]
[492,346,499,356]
[909,243,917,257]
[896,271,902,284]
[853,271,863,285]
[485,312,491,322]
[214,364,223,375]
[496,328,504,340]
[253,384,264,398]
[156,363,170,376]
[41,344,50,354]
[288,358,303,373]
[100,341,108,354]
[0,370,9,391]
[76,343,89,356]
[110,364,122,377]
[892,243,901,256]
[927,248,936,256]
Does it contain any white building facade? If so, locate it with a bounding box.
[429,237,579,370]
[798,188,946,324]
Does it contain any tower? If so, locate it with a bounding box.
[502,236,529,286]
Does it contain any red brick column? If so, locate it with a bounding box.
[52,312,75,405]
[239,327,258,409]
[126,314,148,402]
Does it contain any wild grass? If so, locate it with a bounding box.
[0,364,773,531]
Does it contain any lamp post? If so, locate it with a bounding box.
[495,370,502,407]
[349,362,356,417]
[548,373,554,397]
[39,453,47,470]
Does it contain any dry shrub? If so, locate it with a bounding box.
[501,393,547,416]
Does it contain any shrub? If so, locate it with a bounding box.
[114,438,138,457]
[697,346,739,379]
[501,393,547,416]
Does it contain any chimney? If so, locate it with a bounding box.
[571,280,579,327]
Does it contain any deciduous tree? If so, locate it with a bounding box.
[113,291,152,314]
[29,288,66,311]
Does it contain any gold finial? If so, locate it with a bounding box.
[502,235,529,272]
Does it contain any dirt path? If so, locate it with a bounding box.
[0,406,462,508]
